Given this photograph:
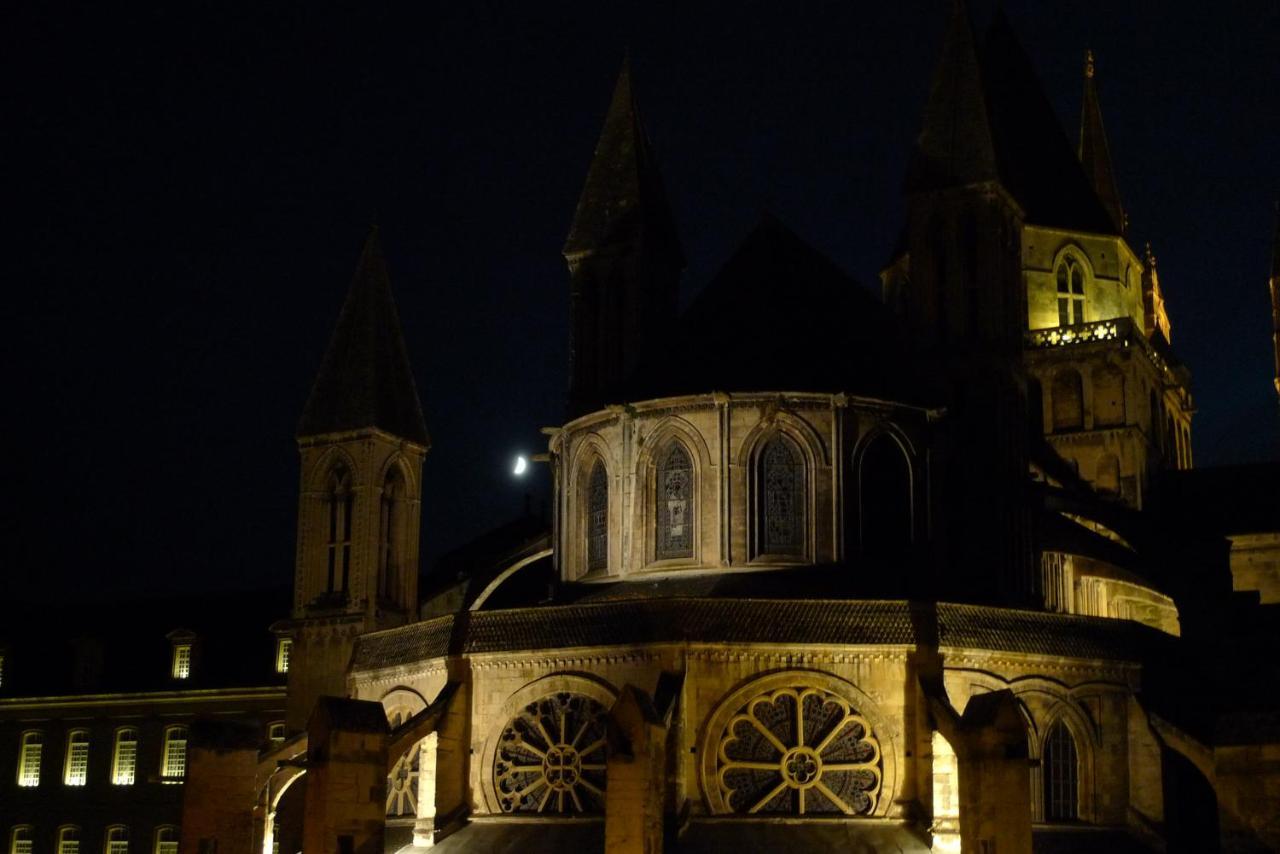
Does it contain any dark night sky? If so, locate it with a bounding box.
[5,1,1278,603]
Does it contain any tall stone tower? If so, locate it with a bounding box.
[564,57,684,417]
[287,228,430,731]
[887,0,1035,603]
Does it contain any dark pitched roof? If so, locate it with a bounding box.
[905,0,1000,193]
[562,56,683,262]
[623,216,927,403]
[905,3,1119,236]
[297,228,429,446]
[1078,51,1126,233]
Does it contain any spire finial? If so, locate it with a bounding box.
[1085,49,1095,79]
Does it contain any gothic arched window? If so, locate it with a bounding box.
[1055,256,1086,326]
[757,435,806,559]
[1051,371,1084,432]
[587,460,608,572]
[325,465,354,596]
[655,442,694,561]
[858,433,912,556]
[1043,721,1080,821]
[379,466,406,604]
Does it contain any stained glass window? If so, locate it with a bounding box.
[759,435,805,557]
[587,461,608,572]
[656,443,693,560]
[1043,721,1079,820]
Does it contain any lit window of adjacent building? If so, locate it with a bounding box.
[268,722,287,745]
[17,730,43,787]
[275,638,292,674]
[9,827,33,854]
[64,729,90,785]
[58,826,81,854]
[171,643,192,679]
[112,728,138,785]
[1055,256,1086,326]
[153,827,178,854]
[105,826,129,854]
[161,725,188,781]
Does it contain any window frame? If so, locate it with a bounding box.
[17,729,43,787]
[275,637,292,674]
[1055,255,1087,327]
[171,643,192,680]
[585,458,609,573]
[104,825,129,854]
[153,826,178,854]
[9,826,33,854]
[653,440,696,563]
[111,727,138,786]
[160,725,188,782]
[64,728,91,786]
[751,432,809,562]
[1042,720,1081,821]
[57,825,81,854]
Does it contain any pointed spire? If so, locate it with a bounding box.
[906,0,1000,193]
[563,55,683,261]
[1078,50,1125,233]
[298,227,430,446]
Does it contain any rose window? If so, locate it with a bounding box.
[494,692,608,814]
[715,686,881,815]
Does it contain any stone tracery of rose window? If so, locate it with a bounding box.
[494,692,609,814]
[715,686,881,815]
[386,745,419,816]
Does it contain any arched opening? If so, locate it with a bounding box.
[324,465,353,598]
[1043,721,1080,821]
[1051,371,1084,432]
[586,459,608,572]
[378,465,406,606]
[266,771,307,854]
[755,434,806,559]
[1092,366,1125,427]
[858,433,912,557]
[654,441,694,561]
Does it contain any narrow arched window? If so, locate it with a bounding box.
[655,443,694,561]
[105,826,129,854]
[64,729,90,786]
[757,435,806,558]
[379,466,406,603]
[1092,366,1125,427]
[161,725,188,781]
[859,433,912,555]
[16,730,42,787]
[9,827,33,854]
[57,826,81,854]
[325,466,354,595]
[1043,721,1080,820]
[1051,371,1084,432]
[587,460,608,572]
[112,727,138,785]
[153,826,178,854]
[1055,256,1086,326]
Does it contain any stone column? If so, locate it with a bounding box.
[605,684,670,854]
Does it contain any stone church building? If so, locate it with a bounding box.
[5,3,1280,853]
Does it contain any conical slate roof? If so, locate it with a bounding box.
[297,229,430,446]
[906,2,1119,236]
[1079,51,1126,233]
[563,56,683,262]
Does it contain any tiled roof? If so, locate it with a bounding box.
[351,598,1160,672]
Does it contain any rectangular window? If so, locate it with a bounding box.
[18,732,42,787]
[275,638,292,674]
[65,730,90,785]
[268,722,286,744]
[112,729,138,785]
[162,726,188,781]
[171,644,191,679]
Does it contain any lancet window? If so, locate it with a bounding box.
[757,435,806,558]
[378,466,405,603]
[1043,721,1080,821]
[325,465,353,595]
[586,460,608,572]
[1056,256,1086,326]
[655,442,694,561]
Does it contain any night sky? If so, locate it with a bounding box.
[5,1,1278,604]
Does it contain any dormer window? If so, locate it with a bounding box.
[268,722,287,744]
[1056,256,1086,326]
[171,644,191,679]
[275,638,292,674]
